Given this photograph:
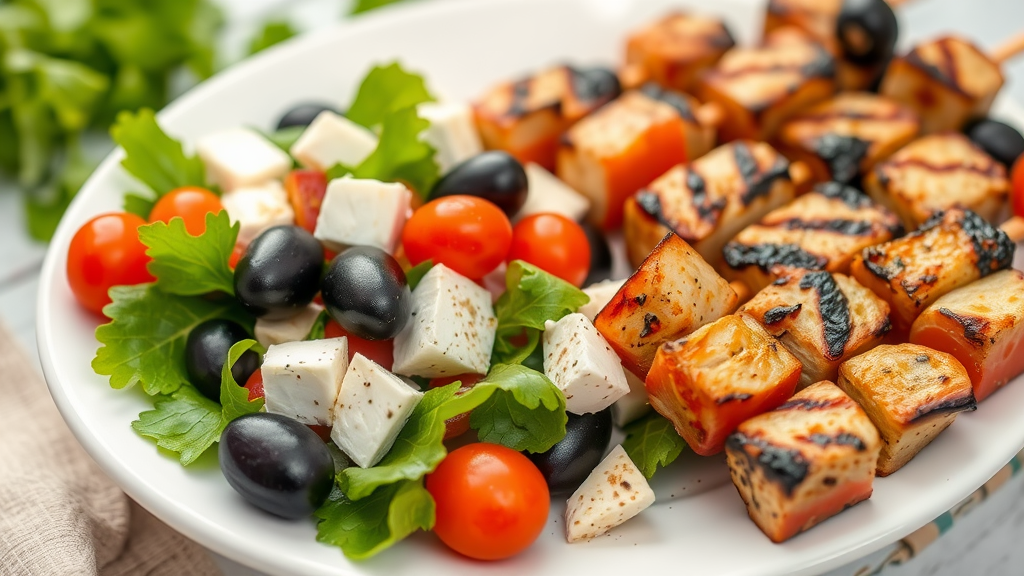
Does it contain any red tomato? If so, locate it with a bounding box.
[284,169,328,233]
[402,196,512,279]
[508,213,590,287]
[426,443,549,560]
[228,243,245,270]
[67,212,154,316]
[428,374,483,440]
[148,186,223,236]
[244,369,264,401]
[1012,156,1024,218]
[324,319,394,370]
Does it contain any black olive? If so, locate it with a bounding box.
[234,226,324,319]
[186,319,259,400]
[963,118,1024,168]
[527,408,613,494]
[321,246,411,340]
[581,222,613,285]
[836,0,898,67]
[275,102,341,130]
[570,65,622,104]
[431,151,528,216]
[219,413,334,519]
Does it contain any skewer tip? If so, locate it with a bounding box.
[990,32,1024,65]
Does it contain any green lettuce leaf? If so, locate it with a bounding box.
[621,412,687,479]
[352,106,438,196]
[350,0,408,15]
[315,480,434,560]
[137,210,238,296]
[248,21,297,55]
[305,310,330,341]
[123,192,156,219]
[346,62,433,129]
[219,339,264,420]
[405,259,433,290]
[110,108,207,196]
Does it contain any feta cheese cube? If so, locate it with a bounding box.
[331,354,424,468]
[544,313,630,414]
[313,178,412,253]
[290,111,378,171]
[392,264,497,378]
[418,102,483,174]
[255,303,324,348]
[262,337,349,426]
[517,163,591,222]
[565,444,655,542]
[196,128,291,191]
[220,181,295,246]
[578,279,626,322]
[613,369,651,427]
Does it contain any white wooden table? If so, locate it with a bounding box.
[3,0,1023,573]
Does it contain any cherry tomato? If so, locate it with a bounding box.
[324,319,394,370]
[428,374,483,439]
[426,443,549,561]
[284,169,328,233]
[228,243,245,270]
[1012,156,1024,218]
[244,369,332,441]
[507,213,591,287]
[148,186,223,236]
[402,195,512,279]
[67,212,154,316]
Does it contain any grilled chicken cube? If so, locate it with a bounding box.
[624,141,796,268]
[594,233,737,377]
[646,314,803,456]
[880,36,1004,134]
[624,12,735,94]
[850,208,1015,331]
[474,65,620,171]
[723,182,904,293]
[696,27,836,142]
[837,344,976,476]
[910,270,1024,402]
[726,380,881,543]
[557,88,689,230]
[774,93,920,186]
[864,133,1010,230]
[740,270,891,388]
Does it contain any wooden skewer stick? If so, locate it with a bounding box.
[991,32,1024,65]
[1000,216,1024,243]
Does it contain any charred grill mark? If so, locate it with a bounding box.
[812,134,871,184]
[635,191,665,223]
[733,144,791,206]
[799,271,851,360]
[508,78,534,117]
[789,107,916,124]
[901,274,938,297]
[884,157,1006,180]
[763,304,803,325]
[815,182,874,209]
[640,313,662,338]
[905,42,967,97]
[874,316,893,337]
[727,432,809,496]
[781,217,875,236]
[568,65,622,105]
[862,247,904,281]
[723,242,829,272]
[634,293,647,306]
[717,393,754,404]
[938,307,990,347]
[802,46,837,79]
[910,394,977,423]
[777,397,842,411]
[806,433,867,451]
[687,170,726,224]
[640,82,696,122]
[957,210,1015,276]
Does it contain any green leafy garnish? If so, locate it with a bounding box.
[346,62,434,129]
[264,125,306,154]
[218,340,265,421]
[138,211,239,296]
[492,260,590,365]
[621,412,687,479]
[305,310,330,340]
[405,259,433,290]
[123,192,156,219]
[350,0,408,15]
[110,108,208,197]
[315,481,435,560]
[248,21,297,55]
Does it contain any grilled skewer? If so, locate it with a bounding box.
[623,12,736,94]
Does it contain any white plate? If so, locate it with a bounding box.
[36,1,1024,575]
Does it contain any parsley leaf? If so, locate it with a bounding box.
[492,260,590,365]
[123,192,156,219]
[405,259,433,290]
[346,62,434,129]
[621,412,687,479]
[110,108,207,197]
[315,480,434,560]
[352,106,439,196]
[219,339,264,420]
[350,0,408,15]
[248,21,297,55]
[305,310,330,340]
[93,284,252,395]
[138,211,239,296]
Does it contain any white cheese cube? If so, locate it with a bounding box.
[313,178,411,253]
[418,102,483,174]
[196,128,291,191]
[565,444,655,543]
[578,279,626,322]
[255,303,324,348]
[392,264,497,378]
[290,111,378,171]
[517,163,591,222]
[613,369,651,427]
[544,313,629,415]
[262,337,349,427]
[330,353,424,468]
[220,181,295,246]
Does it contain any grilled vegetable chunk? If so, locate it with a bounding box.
[850,208,1015,331]
[474,64,621,171]
[624,12,735,94]
[740,270,891,388]
[646,314,803,456]
[557,89,688,230]
[564,445,655,542]
[880,36,1004,134]
[594,233,737,377]
[911,270,1024,402]
[726,381,880,543]
[864,134,1010,230]
[774,93,920,186]
[837,344,976,476]
[723,182,903,293]
[624,141,795,268]
[696,27,836,142]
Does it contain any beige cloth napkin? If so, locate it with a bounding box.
[0,323,221,576]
